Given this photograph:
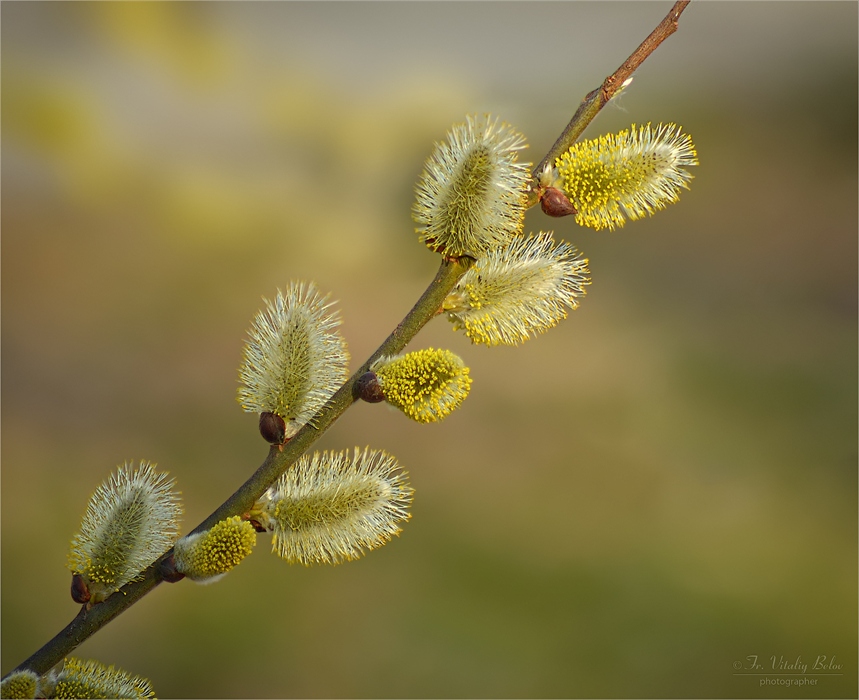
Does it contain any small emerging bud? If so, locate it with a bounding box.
[252,447,413,566]
[51,657,155,699]
[0,670,39,699]
[611,76,634,101]
[67,461,182,605]
[413,114,530,257]
[372,349,472,423]
[443,232,590,346]
[172,516,257,583]
[555,122,698,230]
[237,283,350,441]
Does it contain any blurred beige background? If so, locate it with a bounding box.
[2,2,856,698]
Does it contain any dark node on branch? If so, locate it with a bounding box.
[355,371,385,403]
[158,554,186,583]
[540,187,577,217]
[70,573,91,604]
[259,411,287,444]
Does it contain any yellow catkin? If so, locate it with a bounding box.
[0,670,39,699]
[173,516,257,580]
[374,349,472,423]
[556,123,697,231]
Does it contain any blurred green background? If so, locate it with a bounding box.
[2,2,856,698]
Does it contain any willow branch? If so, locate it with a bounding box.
[8,255,473,679]
[6,0,692,683]
[191,255,473,535]
[526,0,691,206]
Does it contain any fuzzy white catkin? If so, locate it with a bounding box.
[237,282,349,438]
[67,461,182,604]
[413,114,530,257]
[444,232,590,346]
[256,447,413,565]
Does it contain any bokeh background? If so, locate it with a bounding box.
[3,2,856,698]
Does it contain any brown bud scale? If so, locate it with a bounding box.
[159,554,186,583]
[540,187,577,218]
[247,519,267,533]
[71,573,91,604]
[355,371,385,403]
[259,411,287,444]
